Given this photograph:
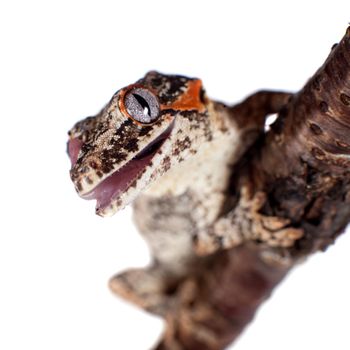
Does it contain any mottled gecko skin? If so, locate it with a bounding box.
[68,72,291,314]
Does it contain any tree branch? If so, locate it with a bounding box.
[154,27,350,350]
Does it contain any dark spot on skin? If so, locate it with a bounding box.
[86,177,93,185]
[76,182,83,191]
[206,132,213,142]
[160,109,177,117]
[107,112,114,122]
[111,120,135,144]
[100,149,128,173]
[90,161,98,169]
[149,77,162,87]
[96,171,103,178]
[309,123,323,135]
[174,137,192,153]
[189,124,200,130]
[79,166,89,174]
[319,101,328,113]
[81,143,93,154]
[180,110,199,120]
[139,126,153,137]
[340,93,350,106]
[312,147,326,160]
[125,138,139,152]
[163,156,171,172]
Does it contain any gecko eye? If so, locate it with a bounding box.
[124,87,160,124]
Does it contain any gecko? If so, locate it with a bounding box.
[67,71,292,316]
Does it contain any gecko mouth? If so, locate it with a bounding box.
[68,123,174,212]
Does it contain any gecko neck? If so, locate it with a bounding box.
[143,102,240,198]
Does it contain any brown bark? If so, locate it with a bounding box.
[154,27,350,349]
[252,26,350,256]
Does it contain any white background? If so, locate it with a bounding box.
[1,1,350,349]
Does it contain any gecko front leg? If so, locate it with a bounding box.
[193,91,294,256]
[109,265,174,315]
[194,188,303,256]
[109,193,206,316]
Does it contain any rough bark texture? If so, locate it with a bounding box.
[154,27,350,349]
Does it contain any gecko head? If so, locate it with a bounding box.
[67,71,211,217]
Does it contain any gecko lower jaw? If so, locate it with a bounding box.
[71,122,174,212]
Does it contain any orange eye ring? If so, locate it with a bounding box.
[119,84,161,126]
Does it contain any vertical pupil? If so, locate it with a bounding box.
[133,93,151,116]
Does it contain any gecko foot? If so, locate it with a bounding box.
[109,266,178,315]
